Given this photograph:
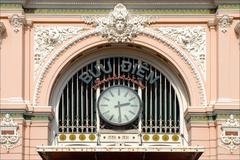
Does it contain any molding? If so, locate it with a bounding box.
[0,113,21,152]
[33,3,207,106]
[218,4,240,9]
[10,0,217,10]
[0,3,22,9]
[207,19,217,28]
[220,114,240,153]
[0,113,24,119]
[186,113,240,124]
[235,22,240,38]
[8,14,25,32]
[34,26,86,77]
[0,112,51,121]
[24,8,215,15]
[24,114,49,121]
[217,15,233,33]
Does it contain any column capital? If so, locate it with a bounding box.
[217,15,233,33]
[235,22,240,38]
[8,14,25,33]
[0,22,6,37]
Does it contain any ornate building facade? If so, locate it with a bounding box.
[0,0,239,160]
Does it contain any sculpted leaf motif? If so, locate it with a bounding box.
[158,27,206,73]
[34,26,85,76]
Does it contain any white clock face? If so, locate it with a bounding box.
[98,85,141,126]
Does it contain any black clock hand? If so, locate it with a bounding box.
[115,101,122,123]
[118,105,122,123]
[114,102,130,108]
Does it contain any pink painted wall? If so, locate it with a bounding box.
[0,5,239,160]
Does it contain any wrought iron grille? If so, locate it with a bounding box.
[57,57,180,134]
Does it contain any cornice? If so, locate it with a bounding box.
[0,3,22,9]
[14,0,218,10]
[1,0,239,11]
[218,4,240,9]
[24,8,216,15]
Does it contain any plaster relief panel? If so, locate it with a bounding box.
[0,114,20,152]
[217,15,233,33]
[86,3,148,43]
[9,14,25,33]
[157,27,206,75]
[34,26,85,77]
[221,114,240,153]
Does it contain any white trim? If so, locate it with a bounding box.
[36,145,204,152]
[33,28,207,106]
[49,48,189,146]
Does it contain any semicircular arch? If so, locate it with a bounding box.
[33,33,206,107]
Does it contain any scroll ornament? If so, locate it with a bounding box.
[0,114,20,151]
[86,3,148,43]
[221,114,240,153]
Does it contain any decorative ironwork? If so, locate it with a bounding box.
[0,114,20,151]
[221,114,240,153]
[57,57,180,145]
[33,4,207,107]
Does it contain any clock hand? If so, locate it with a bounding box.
[114,102,131,108]
[118,105,122,123]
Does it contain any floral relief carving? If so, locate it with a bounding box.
[9,14,25,32]
[86,3,148,43]
[33,3,207,106]
[34,26,85,76]
[221,114,240,153]
[217,15,233,33]
[0,114,20,151]
[158,27,206,73]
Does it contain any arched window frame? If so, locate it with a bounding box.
[49,48,189,146]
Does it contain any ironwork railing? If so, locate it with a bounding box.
[57,57,180,135]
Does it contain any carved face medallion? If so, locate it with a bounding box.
[115,19,126,33]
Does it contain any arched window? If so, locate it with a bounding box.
[55,55,183,145]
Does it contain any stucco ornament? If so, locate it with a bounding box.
[235,22,240,38]
[217,15,233,33]
[0,114,20,151]
[0,22,6,37]
[9,14,25,32]
[33,3,207,106]
[158,27,206,73]
[87,3,148,42]
[34,26,85,76]
[221,114,240,153]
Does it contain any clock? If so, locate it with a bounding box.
[97,85,141,126]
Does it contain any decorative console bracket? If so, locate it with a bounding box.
[0,113,20,152]
[221,114,240,153]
